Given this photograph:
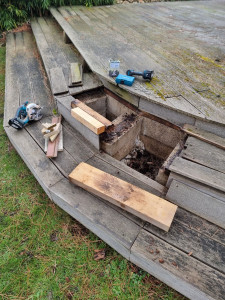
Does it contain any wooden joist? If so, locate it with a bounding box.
[49,67,68,95]
[183,124,225,150]
[69,162,177,231]
[71,107,105,135]
[71,99,112,127]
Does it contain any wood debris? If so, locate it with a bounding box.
[41,115,63,158]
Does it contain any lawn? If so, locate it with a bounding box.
[0,45,186,300]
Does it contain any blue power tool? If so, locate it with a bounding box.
[115,74,135,86]
[8,101,43,129]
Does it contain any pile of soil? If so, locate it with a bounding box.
[123,148,164,180]
[101,113,137,143]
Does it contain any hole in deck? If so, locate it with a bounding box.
[75,89,185,185]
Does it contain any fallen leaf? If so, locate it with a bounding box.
[188,251,193,256]
[159,258,164,264]
[65,277,70,283]
[94,249,105,261]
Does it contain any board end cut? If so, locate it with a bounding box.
[69,162,177,231]
[71,107,105,134]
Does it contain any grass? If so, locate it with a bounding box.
[0,45,186,300]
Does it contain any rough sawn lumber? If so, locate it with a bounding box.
[69,162,177,231]
[71,99,112,127]
[71,107,105,134]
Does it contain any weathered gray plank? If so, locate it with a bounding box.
[167,172,225,204]
[144,216,225,274]
[49,178,141,260]
[5,126,63,199]
[181,136,225,174]
[183,124,225,151]
[4,33,19,128]
[166,180,225,229]
[49,67,68,95]
[130,228,223,300]
[169,157,225,193]
[175,207,225,246]
[56,96,100,149]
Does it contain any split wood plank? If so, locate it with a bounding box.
[49,67,68,95]
[58,127,63,151]
[181,136,225,174]
[166,180,225,229]
[69,162,177,231]
[183,124,225,150]
[70,62,82,85]
[71,107,105,135]
[169,157,225,193]
[71,99,112,127]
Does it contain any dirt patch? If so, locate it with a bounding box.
[101,113,137,143]
[123,147,164,180]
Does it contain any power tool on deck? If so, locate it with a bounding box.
[8,101,43,129]
[126,69,154,81]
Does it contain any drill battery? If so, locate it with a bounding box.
[115,74,135,86]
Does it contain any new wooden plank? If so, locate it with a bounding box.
[49,178,141,260]
[166,180,225,229]
[169,156,225,193]
[71,99,112,127]
[183,124,225,150]
[69,162,177,231]
[181,136,225,174]
[71,107,105,135]
[130,229,224,300]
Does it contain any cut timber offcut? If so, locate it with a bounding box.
[71,107,105,134]
[71,99,112,127]
[69,162,177,231]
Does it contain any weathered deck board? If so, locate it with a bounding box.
[50,2,225,127]
[169,157,225,193]
[130,229,225,300]
[31,17,102,95]
[181,136,225,174]
[166,180,225,229]
[49,178,141,260]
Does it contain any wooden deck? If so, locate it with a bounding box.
[4,2,225,299]
[50,1,225,134]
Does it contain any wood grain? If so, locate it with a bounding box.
[71,107,105,134]
[183,124,225,150]
[71,99,112,127]
[69,162,177,231]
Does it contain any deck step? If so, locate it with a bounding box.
[31,17,102,96]
[166,180,225,229]
[4,27,225,300]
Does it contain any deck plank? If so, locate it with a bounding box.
[181,136,225,174]
[166,180,225,229]
[49,178,141,260]
[50,3,225,126]
[131,228,224,300]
